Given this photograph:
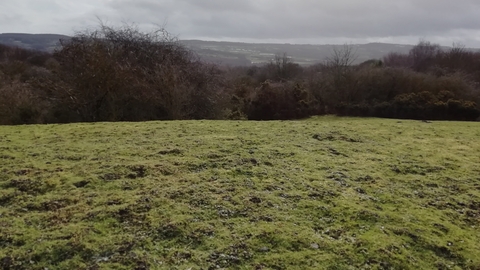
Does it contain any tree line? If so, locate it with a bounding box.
[1,24,479,125]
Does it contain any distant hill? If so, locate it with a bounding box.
[180,40,415,66]
[0,33,69,52]
[3,33,476,66]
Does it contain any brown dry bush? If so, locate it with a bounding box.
[245,81,318,120]
[278,42,480,121]
[46,23,224,122]
[0,81,46,124]
[1,36,480,124]
[0,46,53,124]
[308,58,479,120]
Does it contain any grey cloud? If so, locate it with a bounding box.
[1,0,480,46]
[105,0,480,45]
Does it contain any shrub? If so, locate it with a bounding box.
[335,91,479,121]
[245,81,318,120]
[47,23,224,122]
[0,81,45,125]
[447,99,480,121]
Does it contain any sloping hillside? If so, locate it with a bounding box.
[0,33,69,52]
[0,33,415,65]
[181,40,415,65]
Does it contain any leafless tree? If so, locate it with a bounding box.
[47,22,223,121]
[409,40,441,71]
[322,44,358,103]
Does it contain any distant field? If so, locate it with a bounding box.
[0,117,479,269]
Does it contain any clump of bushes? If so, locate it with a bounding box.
[48,24,225,122]
[304,41,480,121]
[244,81,318,120]
[336,91,479,121]
[325,65,480,120]
[0,31,479,124]
[0,24,227,124]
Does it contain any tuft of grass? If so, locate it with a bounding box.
[0,116,479,269]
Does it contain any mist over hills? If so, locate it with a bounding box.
[0,33,69,52]
[1,33,474,66]
[180,39,414,66]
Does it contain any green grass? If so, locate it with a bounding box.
[0,116,479,269]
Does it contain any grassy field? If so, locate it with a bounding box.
[0,116,479,269]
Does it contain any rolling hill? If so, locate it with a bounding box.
[0,33,69,52]
[2,33,477,66]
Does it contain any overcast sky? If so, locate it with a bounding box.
[1,0,480,47]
